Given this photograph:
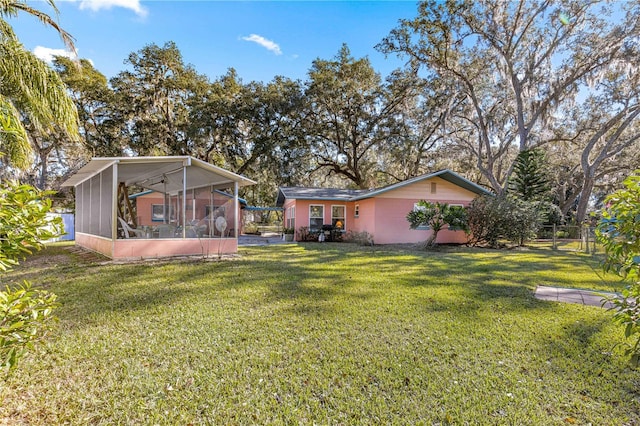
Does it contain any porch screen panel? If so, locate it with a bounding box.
[89,174,101,236]
[75,182,84,233]
[206,189,235,238]
[80,180,91,234]
[99,167,113,238]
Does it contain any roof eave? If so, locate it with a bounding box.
[62,156,257,189]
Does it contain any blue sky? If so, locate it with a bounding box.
[10,1,419,83]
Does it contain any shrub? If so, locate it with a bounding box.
[508,197,544,246]
[0,181,62,375]
[297,226,319,242]
[1,283,58,374]
[407,201,468,247]
[343,230,374,246]
[467,194,542,247]
[243,223,259,235]
[0,182,63,271]
[596,171,640,365]
[444,205,468,232]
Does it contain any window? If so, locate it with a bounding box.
[430,182,437,194]
[309,205,324,230]
[354,204,360,218]
[286,206,296,229]
[332,205,346,230]
[412,203,429,230]
[152,204,175,222]
[413,202,426,212]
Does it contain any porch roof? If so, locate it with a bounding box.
[62,156,256,193]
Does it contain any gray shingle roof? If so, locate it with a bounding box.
[275,170,491,206]
[276,187,371,206]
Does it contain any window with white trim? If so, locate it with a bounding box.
[354,204,360,218]
[152,204,175,222]
[309,205,324,230]
[332,205,346,230]
[413,202,429,230]
[286,206,296,229]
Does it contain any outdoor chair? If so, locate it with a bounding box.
[117,217,145,239]
[185,224,207,238]
[156,224,176,238]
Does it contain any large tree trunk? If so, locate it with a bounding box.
[574,175,595,226]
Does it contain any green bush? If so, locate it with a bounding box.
[0,181,62,375]
[467,194,542,247]
[0,183,63,270]
[1,282,58,374]
[243,223,259,235]
[596,171,640,365]
[406,201,468,247]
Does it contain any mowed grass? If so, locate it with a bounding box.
[1,243,638,424]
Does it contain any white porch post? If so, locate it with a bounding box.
[112,163,118,240]
[182,165,187,238]
[163,179,167,224]
[234,181,239,239]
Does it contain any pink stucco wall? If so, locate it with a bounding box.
[370,198,467,244]
[351,198,376,236]
[76,232,238,260]
[76,233,113,258]
[283,199,297,230]
[112,238,237,260]
[285,199,350,240]
[370,176,478,244]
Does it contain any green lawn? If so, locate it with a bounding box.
[1,243,638,424]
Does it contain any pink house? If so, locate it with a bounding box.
[276,170,490,244]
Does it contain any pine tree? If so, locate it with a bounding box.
[508,149,550,201]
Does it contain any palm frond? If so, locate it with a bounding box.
[0,0,75,52]
[0,95,31,169]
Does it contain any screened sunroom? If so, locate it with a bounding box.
[62,156,256,260]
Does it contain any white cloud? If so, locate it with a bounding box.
[78,0,148,18]
[241,34,282,56]
[33,46,78,64]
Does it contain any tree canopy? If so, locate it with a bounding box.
[13,0,639,216]
[0,0,78,172]
[379,0,640,222]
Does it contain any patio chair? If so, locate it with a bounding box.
[185,224,207,238]
[156,224,176,238]
[117,217,145,239]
